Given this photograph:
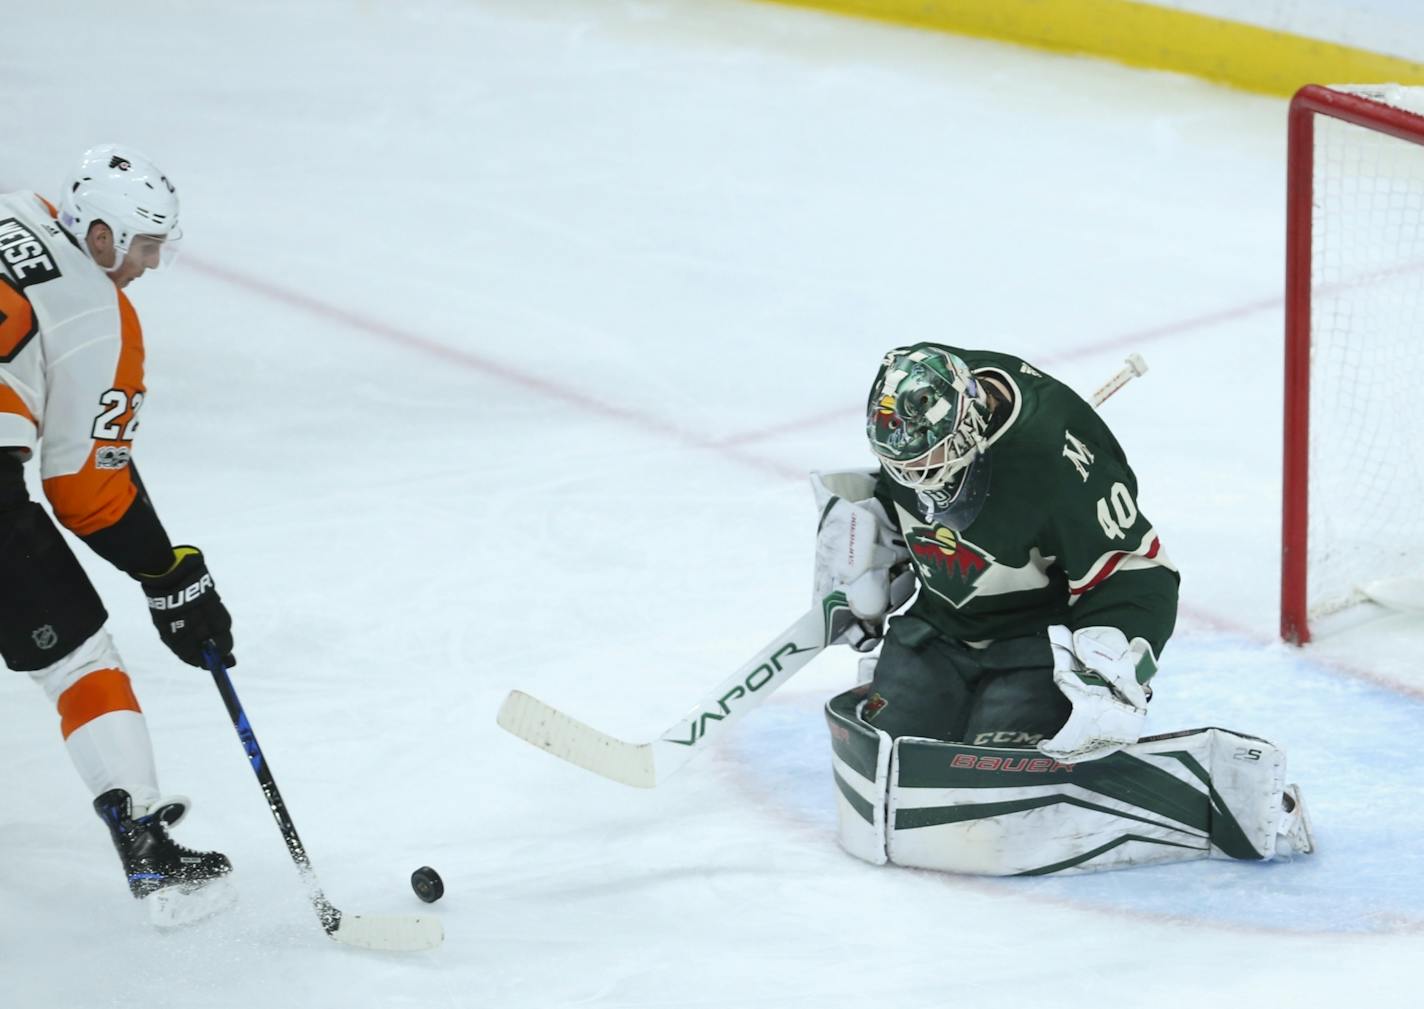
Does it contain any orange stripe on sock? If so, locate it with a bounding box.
[57,668,141,739]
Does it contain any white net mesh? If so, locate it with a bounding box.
[1307,85,1424,619]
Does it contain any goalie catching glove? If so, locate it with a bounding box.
[1038,624,1155,763]
[140,546,235,668]
[811,470,912,651]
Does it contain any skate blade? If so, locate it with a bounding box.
[145,876,239,929]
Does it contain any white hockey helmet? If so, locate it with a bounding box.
[57,144,182,267]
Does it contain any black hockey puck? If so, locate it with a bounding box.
[411,866,444,904]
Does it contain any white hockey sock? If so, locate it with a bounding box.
[64,710,161,814]
[29,629,162,814]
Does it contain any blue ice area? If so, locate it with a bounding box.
[732,632,1424,935]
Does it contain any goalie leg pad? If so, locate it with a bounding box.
[1196,727,1297,859]
[886,736,1173,875]
[825,688,892,865]
[860,727,1304,875]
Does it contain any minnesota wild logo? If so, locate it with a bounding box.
[905,526,994,607]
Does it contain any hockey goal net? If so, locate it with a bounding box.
[1282,84,1424,643]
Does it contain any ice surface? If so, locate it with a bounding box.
[2,1,1421,1007]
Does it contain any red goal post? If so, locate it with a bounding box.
[1282,84,1424,643]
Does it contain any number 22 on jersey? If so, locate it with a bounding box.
[91,389,144,440]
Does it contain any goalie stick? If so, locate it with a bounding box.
[1090,352,1148,407]
[498,588,876,788]
[203,646,443,951]
[497,355,1149,789]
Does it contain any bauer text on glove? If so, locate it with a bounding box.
[140,546,235,667]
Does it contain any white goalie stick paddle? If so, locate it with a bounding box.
[498,591,866,788]
[497,355,1149,788]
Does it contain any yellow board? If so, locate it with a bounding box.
[758,0,1424,95]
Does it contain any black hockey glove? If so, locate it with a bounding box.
[139,546,235,668]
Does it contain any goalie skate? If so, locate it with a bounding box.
[1276,784,1315,857]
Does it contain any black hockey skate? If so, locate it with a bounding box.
[94,788,236,925]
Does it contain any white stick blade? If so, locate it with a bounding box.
[497,690,656,788]
[331,913,444,952]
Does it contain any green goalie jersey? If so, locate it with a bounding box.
[871,346,1179,657]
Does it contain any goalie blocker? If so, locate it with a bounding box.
[826,687,1313,874]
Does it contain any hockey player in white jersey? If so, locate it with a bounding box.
[0,146,236,922]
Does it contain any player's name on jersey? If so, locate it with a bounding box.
[0,217,61,287]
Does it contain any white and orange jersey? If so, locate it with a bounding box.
[0,190,147,539]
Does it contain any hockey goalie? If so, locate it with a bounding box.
[817,344,1314,875]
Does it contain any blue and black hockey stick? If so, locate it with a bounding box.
[202,644,442,951]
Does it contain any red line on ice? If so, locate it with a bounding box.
[185,256,1424,702]
[183,255,803,480]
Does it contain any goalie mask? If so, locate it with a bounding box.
[866,345,990,493]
